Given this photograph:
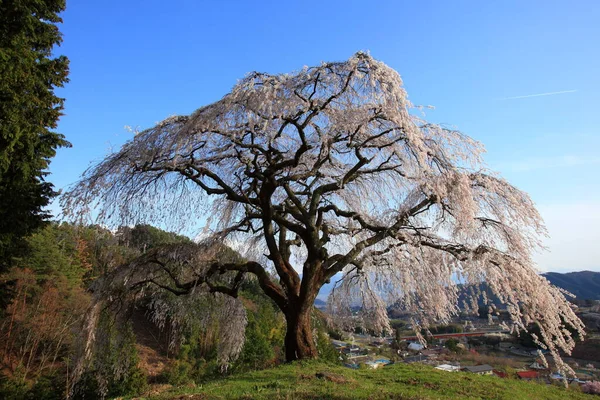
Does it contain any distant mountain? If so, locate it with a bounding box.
[314,298,327,309]
[315,270,600,309]
[316,277,337,302]
[543,270,600,300]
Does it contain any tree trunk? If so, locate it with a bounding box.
[284,307,317,361]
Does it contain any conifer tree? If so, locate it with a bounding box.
[0,0,70,271]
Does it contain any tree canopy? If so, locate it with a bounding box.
[0,0,70,271]
[63,53,584,373]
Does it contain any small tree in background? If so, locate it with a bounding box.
[445,338,460,353]
[63,53,584,375]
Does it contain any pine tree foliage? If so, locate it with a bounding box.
[0,0,70,270]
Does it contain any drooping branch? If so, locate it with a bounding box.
[63,52,584,371]
[118,243,289,312]
[70,242,255,396]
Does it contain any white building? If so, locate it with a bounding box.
[408,342,425,351]
[435,364,461,372]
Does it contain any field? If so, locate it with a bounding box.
[142,361,594,400]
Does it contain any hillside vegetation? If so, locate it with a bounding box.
[0,223,294,399]
[145,361,592,400]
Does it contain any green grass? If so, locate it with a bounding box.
[136,361,594,400]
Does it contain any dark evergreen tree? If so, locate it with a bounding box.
[0,0,70,273]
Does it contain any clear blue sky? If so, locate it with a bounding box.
[51,0,600,272]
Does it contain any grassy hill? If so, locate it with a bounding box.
[142,361,593,400]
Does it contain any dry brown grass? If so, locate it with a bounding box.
[443,351,526,370]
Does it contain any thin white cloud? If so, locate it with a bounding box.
[499,90,576,100]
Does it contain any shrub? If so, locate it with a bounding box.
[582,381,600,395]
[445,338,460,352]
[0,375,28,400]
[317,331,340,363]
[27,374,66,400]
[160,360,194,385]
[328,329,345,341]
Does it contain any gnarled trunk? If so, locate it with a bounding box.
[284,308,317,361]
[281,261,324,361]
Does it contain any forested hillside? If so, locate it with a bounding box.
[0,223,333,399]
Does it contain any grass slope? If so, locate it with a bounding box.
[145,362,593,400]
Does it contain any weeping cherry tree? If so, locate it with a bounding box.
[63,53,584,371]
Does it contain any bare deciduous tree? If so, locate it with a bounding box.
[63,53,584,370]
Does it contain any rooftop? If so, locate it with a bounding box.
[435,364,461,372]
[462,364,494,373]
[517,370,539,379]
